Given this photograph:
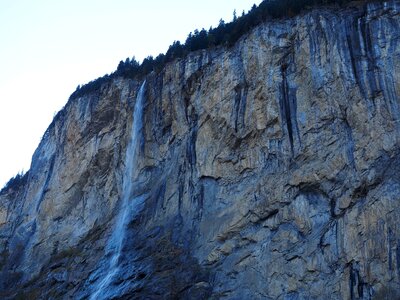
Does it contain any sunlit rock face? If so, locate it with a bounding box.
[1,2,400,299]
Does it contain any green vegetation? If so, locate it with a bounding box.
[70,0,382,99]
[0,171,29,195]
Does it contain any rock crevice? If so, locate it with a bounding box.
[0,2,400,299]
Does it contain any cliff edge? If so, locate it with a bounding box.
[1,2,400,299]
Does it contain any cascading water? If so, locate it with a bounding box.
[90,81,146,299]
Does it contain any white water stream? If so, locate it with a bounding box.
[90,81,146,299]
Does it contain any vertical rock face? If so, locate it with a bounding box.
[1,2,400,299]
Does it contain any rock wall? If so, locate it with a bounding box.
[1,1,400,299]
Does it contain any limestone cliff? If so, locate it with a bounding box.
[1,2,400,299]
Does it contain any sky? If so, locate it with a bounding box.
[0,0,261,188]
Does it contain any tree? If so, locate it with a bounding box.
[117,60,125,72]
[71,0,374,100]
[140,56,154,75]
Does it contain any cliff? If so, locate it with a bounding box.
[1,2,400,299]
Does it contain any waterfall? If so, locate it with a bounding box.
[90,80,146,299]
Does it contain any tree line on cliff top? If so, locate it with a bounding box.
[0,172,29,195]
[70,0,378,99]
[0,0,381,192]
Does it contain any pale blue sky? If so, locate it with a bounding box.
[0,0,261,187]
